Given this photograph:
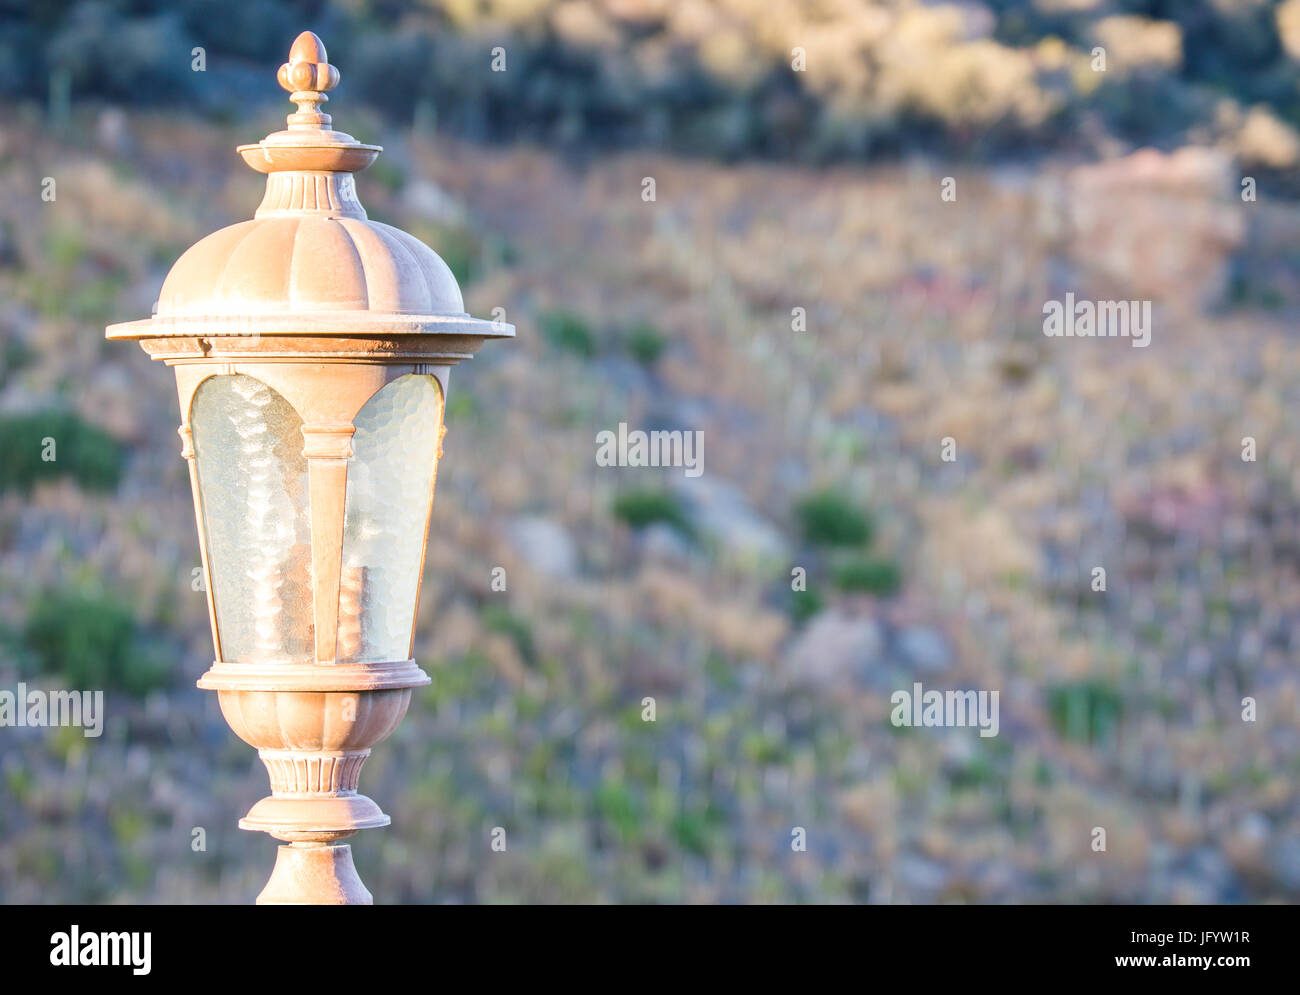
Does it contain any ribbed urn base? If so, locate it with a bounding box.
[257,842,372,905]
[240,747,390,843]
[201,677,427,901]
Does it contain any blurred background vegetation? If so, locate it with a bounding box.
[2,0,1300,903]
[5,0,1300,171]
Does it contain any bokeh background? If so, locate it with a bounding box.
[2,0,1300,903]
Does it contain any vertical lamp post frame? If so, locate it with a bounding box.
[106,31,513,904]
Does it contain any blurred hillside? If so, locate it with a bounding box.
[2,1,1300,904]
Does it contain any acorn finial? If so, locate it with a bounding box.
[276,31,340,131]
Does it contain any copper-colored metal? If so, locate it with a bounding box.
[178,423,223,660]
[106,31,513,904]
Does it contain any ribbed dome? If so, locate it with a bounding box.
[155,216,465,318]
[107,29,513,350]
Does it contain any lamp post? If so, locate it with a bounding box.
[106,30,513,904]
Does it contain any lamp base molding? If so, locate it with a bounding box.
[240,793,390,843]
[257,842,372,905]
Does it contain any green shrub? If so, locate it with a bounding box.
[626,322,666,366]
[539,310,596,358]
[481,605,536,666]
[0,411,124,496]
[741,728,787,765]
[1,337,36,385]
[22,590,168,697]
[795,490,872,547]
[28,227,130,324]
[445,389,480,422]
[612,490,692,537]
[948,754,998,792]
[366,159,407,194]
[1046,680,1124,745]
[594,778,642,843]
[833,557,902,597]
[45,5,197,104]
[789,586,824,624]
[672,808,715,857]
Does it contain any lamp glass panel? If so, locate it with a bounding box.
[191,374,314,664]
[338,374,442,663]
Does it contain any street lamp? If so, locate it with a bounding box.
[106,30,513,904]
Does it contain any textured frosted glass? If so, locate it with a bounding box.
[191,375,313,664]
[338,374,442,663]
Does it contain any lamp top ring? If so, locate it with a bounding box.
[236,30,381,176]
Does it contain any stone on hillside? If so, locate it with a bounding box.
[80,362,146,442]
[896,625,953,674]
[95,107,133,156]
[0,219,21,269]
[674,475,788,562]
[592,356,653,397]
[507,515,579,578]
[897,853,950,898]
[640,522,694,563]
[1270,836,1300,893]
[402,178,468,226]
[782,609,883,692]
[1052,147,1244,309]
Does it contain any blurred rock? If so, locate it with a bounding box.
[783,609,883,692]
[125,272,167,321]
[639,521,694,563]
[507,515,579,578]
[1164,846,1237,903]
[674,475,788,562]
[95,107,132,157]
[0,301,36,343]
[0,219,21,269]
[1054,147,1245,309]
[1270,836,1300,893]
[1237,812,1270,852]
[402,178,468,226]
[896,625,953,674]
[593,356,654,398]
[78,362,146,442]
[897,853,950,897]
